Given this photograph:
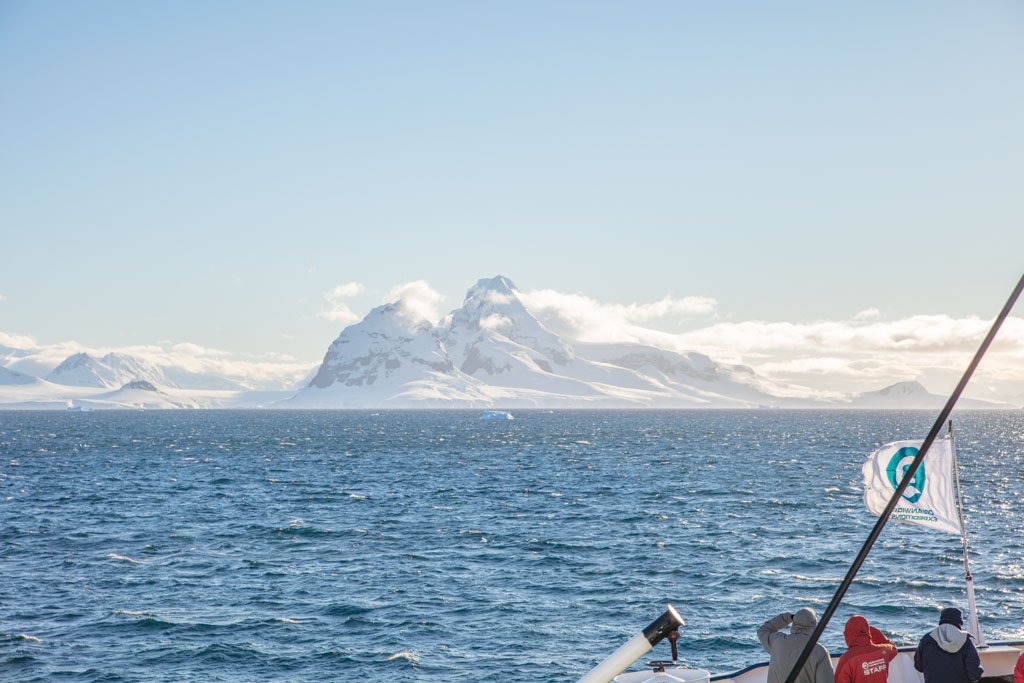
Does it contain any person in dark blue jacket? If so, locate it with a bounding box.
[913,607,983,683]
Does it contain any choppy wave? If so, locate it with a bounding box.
[108,553,146,564]
[1,409,1022,680]
[387,650,420,665]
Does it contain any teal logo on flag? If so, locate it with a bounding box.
[886,447,925,503]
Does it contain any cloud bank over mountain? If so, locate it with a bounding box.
[520,290,1024,403]
[0,333,313,392]
[2,274,1023,408]
[287,276,1017,409]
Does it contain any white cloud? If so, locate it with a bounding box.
[668,315,1001,355]
[483,291,515,306]
[632,313,1024,394]
[518,288,717,343]
[327,283,365,299]
[0,332,89,375]
[516,285,1024,398]
[385,280,445,322]
[479,313,512,331]
[169,342,230,357]
[0,332,315,389]
[318,282,366,324]
[0,293,6,302]
[0,331,40,350]
[134,343,311,385]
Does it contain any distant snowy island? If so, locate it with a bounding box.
[0,276,1018,410]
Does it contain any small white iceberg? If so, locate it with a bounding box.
[479,410,514,421]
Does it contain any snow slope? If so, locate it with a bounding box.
[73,380,203,409]
[0,366,40,386]
[0,373,285,410]
[573,342,828,407]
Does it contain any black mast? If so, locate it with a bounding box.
[782,272,1024,683]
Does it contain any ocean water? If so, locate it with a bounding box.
[2,410,1023,682]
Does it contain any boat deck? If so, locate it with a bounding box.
[618,642,1023,683]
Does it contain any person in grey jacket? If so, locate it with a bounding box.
[757,608,835,683]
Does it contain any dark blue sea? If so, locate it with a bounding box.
[2,410,1023,682]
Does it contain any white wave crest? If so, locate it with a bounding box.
[108,554,145,564]
[388,650,420,665]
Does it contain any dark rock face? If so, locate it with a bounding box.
[122,380,158,392]
[459,346,512,376]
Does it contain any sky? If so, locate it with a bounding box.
[1,1,1023,397]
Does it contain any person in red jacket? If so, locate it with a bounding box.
[834,615,898,683]
[1014,650,1023,683]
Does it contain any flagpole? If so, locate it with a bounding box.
[781,272,1024,683]
[949,421,986,647]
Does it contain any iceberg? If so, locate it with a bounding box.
[479,410,514,420]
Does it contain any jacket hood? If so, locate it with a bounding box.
[844,615,871,647]
[792,608,818,635]
[930,623,968,653]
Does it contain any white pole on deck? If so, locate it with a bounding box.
[577,633,657,683]
[577,605,684,683]
[949,421,986,647]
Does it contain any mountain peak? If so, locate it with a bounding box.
[465,275,518,301]
[363,302,435,334]
[876,380,928,396]
[59,352,98,369]
[47,351,172,389]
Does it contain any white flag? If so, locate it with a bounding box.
[862,438,962,535]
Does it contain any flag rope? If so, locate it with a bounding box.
[949,422,985,646]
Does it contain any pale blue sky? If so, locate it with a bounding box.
[2,1,1023,365]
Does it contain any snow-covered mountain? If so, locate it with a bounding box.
[444,275,575,376]
[288,302,491,407]
[848,381,1013,409]
[46,352,172,389]
[293,276,807,408]
[1,349,292,409]
[0,366,40,386]
[41,351,254,391]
